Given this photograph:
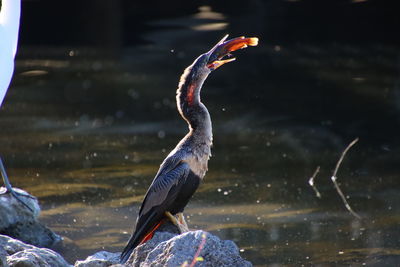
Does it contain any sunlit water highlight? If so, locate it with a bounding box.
[1,40,400,266]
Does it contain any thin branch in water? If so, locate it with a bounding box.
[331,138,361,219]
[181,233,207,267]
[189,233,206,267]
[308,166,321,198]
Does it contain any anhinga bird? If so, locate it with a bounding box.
[120,35,258,263]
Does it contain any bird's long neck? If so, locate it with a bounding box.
[176,66,212,144]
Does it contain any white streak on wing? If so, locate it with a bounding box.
[182,153,210,178]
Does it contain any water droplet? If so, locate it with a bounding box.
[158,131,166,139]
[92,61,102,71]
[82,79,92,89]
[115,110,125,118]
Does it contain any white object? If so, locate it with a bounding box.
[0,0,21,106]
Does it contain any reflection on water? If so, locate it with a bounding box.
[1,38,400,266]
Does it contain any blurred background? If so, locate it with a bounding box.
[1,0,400,266]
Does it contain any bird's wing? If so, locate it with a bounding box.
[139,155,189,216]
[120,159,191,263]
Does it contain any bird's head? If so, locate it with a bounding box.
[206,35,259,70]
[190,35,259,76]
[177,34,258,114]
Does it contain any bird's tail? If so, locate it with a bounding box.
[120,215,165,263]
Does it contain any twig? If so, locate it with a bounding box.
[331,138,361,219]
[189,233,206,267]
[308,166,321,198]
[181,233,207,267]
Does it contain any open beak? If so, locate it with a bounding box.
[207,35,259,70]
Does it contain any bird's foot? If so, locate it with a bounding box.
[1,157,36,213]
[177,212,189,233]
[165,211,190,233]
[0,187,36,213]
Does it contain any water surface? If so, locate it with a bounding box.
[1,33,400,266]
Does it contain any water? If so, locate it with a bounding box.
[1,21,400,267]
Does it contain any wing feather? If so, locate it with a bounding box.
[139,158,190,218]
[120,160,191,263]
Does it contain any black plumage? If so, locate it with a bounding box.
[120,35,258,263]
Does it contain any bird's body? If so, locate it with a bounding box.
[120,35,258,263]
[0,0,21,106]
[0,0,32,210]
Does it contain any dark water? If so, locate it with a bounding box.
[2,7,400,267]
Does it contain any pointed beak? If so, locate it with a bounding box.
[206,35,259,70]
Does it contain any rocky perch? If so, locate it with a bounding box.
[0,188,252,267]
[0,187,61,248]
[1,227,252,267]
[76,229,252,267]
[0,234,70,267]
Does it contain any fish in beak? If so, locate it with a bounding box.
[207,35,259,70]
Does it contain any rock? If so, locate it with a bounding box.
[0,187,41,227]
[126,230,252,267]
[0,234,71,267]
[0,187,61,248]
[127,231,176,266]
[76,223,251,267]
[7,249,71,267]
[74,251,120,267]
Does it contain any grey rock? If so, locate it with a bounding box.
[1,220,62,249]
[0,187,41,228]
[7,249,71,267]
[0,234,71,267]
[0,245,8,267]
[126,230,252,267]
[0,187,61,248]
[127,231,176,266]
[77,223,251,267]
[74,251,120,267]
